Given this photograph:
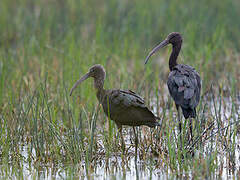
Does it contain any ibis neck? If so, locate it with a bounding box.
[94,78,105,103]
[169,42,181,71]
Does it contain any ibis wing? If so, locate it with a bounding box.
[167,64,201,109]
[101,89,159,127]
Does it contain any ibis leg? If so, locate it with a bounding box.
[189,118,194,156]
[117,125,125,152]
[176,104,183,151]
[189,118,193,144]
[133,127,138,157]
[176,105,182,134]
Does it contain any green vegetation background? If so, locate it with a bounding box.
[0,0,240,177]
[1,0,240,99]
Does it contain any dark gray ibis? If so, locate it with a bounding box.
[70,64,160,154]
[144,32,201,145]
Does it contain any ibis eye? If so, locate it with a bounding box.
[169,36,174,40]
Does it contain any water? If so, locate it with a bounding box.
[0,95,239,179]
[0,146,170,179]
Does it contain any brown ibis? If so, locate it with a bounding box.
[70,64,160,154]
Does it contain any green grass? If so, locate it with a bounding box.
[0,0,240,178]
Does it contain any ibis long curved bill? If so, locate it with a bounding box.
[70,72,90,96]
[144,39,169,64]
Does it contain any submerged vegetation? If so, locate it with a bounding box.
[0,0,240,178]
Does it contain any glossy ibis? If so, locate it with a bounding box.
[70,64,160,154]
[144,32,201,145]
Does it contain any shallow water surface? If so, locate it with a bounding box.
[1,95,239,179]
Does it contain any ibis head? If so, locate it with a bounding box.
[144,32,182,64]
[69,64,106,96]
